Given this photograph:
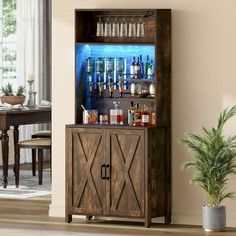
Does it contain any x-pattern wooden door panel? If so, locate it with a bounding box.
[72,129,107,215]
[109,130,145,217]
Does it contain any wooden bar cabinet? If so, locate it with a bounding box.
[66,9,171,228]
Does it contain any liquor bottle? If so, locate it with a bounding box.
[147,59,154,79]
[96,57,105,77]
[130,57,136,79]
[128,101,135,126]
[141,104,150,127]
[150,110,156,126]
[117,57,125,80]
[86,57,95,78]
[95,57,105,93]
[106,57,115,97]
[139,55,144,79]
[149,83,155,97]
[135,57,141,79]
[117,57,126,97]
[110,101,123,125]
[106,57,115,74]
[86,57,95,94]
[145,55,150,79]
[133,103,142,126]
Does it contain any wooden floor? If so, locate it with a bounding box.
[0,197,236,236]
[1,162,236,235]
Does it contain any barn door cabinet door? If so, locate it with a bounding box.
[108,129,145,218]
[66,126,170,227]
[66,128,145,218]
[66,128,107,218]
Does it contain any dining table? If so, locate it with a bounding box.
[0,106,51,188]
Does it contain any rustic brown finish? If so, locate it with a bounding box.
[155,10,171,126]
[109,129,145,217]
[66,125,171,227]
[67,8,171,228]
[0,108,51,188]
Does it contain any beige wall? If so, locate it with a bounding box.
[51,0,236,226]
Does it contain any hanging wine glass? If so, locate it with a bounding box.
[112,17,120,37]
[137,17,145,37]
[120,17,128,37]
[104,17,112,37]
[128,17,136,37]
[96,17,104,37]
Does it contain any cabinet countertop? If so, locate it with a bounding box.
[65,124,170,129]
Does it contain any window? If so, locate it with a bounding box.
[0,0,17,87]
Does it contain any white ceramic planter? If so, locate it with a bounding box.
[202,205,226,232]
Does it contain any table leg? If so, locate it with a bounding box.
[13,125,20,188]
[1,130,9,188]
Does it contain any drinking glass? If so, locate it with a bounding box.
[104,17,112,37]
[112,17,120,37]
[137,17,145,37]
[120,17,128,37]
[128,17,136,37]
[96,17,104,37]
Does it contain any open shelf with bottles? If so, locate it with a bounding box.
[75,43,158,124]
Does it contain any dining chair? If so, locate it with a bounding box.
[31,130,51,176]
[14,138,51,187]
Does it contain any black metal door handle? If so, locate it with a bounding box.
[105,164,110,180]
[101,164,106,179]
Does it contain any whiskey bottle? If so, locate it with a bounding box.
[141,104,150,127]
[128,101,135,126]
[135,57,141,79]
[133,103,142,126]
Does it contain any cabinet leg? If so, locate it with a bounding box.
[86,215,93,220]
[145,216,151,228]
[66,214,72,223]
[164,215,171,224]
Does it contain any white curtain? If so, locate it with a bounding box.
[17,0,43,162]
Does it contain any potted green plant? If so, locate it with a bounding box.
[180,106,236,232]
[0,83,26,105]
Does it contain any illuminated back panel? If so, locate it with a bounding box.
[75,44,156,124]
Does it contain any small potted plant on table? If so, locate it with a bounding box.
[180,106,236,232]
[0,83,26,105]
